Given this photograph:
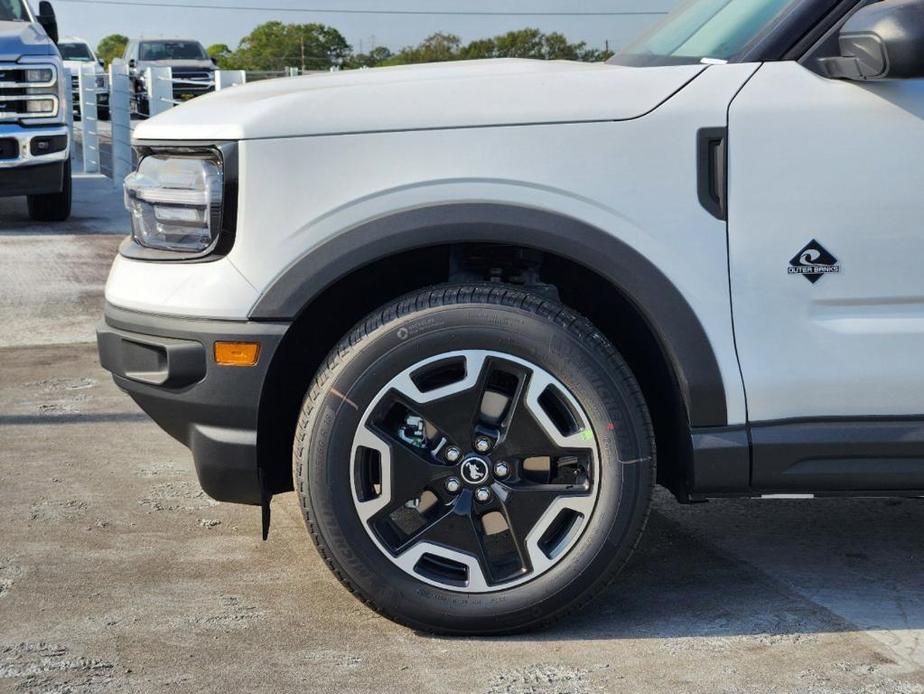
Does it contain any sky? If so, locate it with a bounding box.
[44,0,677,56]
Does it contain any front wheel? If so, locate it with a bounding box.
[295,285,655,634]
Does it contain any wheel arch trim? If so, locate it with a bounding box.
[248,203,728,427]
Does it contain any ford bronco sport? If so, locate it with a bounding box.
[98,0,924,634]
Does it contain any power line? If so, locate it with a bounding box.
[53,0,669,16]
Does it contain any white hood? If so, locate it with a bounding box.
[134,58,705,142]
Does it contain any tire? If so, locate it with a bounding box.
[27,160,72,222]
[295,284,656,634]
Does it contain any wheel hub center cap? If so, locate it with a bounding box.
[460,456,490,485]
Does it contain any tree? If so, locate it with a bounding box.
[228,21,351,72]
[384,33,463,65]
[383,29,609,66]
[347,45,393,69]
[207,43,233,67]
[96,34,128,66]
[469,28,547,59]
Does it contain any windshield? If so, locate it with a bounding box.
[612,0,802,66]
[0,0,31,22]
[59,43,95,61]
[139,41,208,61]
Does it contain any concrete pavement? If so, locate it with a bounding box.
[0,172,128,235]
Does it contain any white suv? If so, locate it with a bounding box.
[97,0,924,634]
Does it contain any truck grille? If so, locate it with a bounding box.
[0,64,59,122]
[170,68,214,99]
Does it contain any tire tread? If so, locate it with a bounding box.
[294,284,656,635]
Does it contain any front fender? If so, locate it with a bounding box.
[249,203,728,428]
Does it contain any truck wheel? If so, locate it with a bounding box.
[98,107,111,121]
[27,160,72,222]
[295,285,655,634]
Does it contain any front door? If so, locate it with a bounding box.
[727,61,924,487]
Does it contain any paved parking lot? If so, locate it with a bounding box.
[1,176,923,693]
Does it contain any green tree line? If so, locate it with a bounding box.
[95,23,612,70]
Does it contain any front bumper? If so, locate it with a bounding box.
[0,160,67,197]
[97,303,289,505]
[0,124,69,172]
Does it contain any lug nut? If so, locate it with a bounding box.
[475,487,492,503]
[444,446,462,463]
[474,436,493,453]
[445,477,462,494]
[493,462,510,479]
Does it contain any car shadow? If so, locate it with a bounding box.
[423,496,924,644]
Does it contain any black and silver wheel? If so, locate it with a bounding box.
[296,285,655,634]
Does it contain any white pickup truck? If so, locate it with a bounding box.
[0,0,70,221]
[98,0,924,634]
[58,36,110,122]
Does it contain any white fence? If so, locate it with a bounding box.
[66,65,309,186]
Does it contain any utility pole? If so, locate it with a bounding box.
[300,36,305,71]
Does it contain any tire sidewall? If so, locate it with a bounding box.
[300,300,653,633]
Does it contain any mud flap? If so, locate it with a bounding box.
[259,468,272,541]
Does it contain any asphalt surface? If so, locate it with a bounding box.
[1,175,923,693]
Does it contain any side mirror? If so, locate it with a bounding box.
[821,0,924,80]
[211,56,219,66]
[99,59,105,68]
[36,1,58,44]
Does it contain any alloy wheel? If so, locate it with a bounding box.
[350,350,599,592]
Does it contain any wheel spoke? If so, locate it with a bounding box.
[391,354,492,448]
[500,483,594,573]
[493,368,596,461]
[492,387,568,461]
[353,425,452,524]
[395,491,495,586]
[377,428,453,504]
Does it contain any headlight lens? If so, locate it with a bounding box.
[124,155,224,253]
[16,62,59,119]
[96,74,107,90]
[25,68,54,83]
[25,99,56,114]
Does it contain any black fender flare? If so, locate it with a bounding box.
[249,203,728,427]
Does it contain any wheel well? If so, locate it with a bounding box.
[257,243,694,502]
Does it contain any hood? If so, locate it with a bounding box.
[0,20,55,59]
[63,59,103,74]
[134,58,704,142]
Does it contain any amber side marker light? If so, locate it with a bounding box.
[214,341,261,367]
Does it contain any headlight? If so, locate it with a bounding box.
[124,154,224,253]
[24,68,54,83]
[14,61,60,120]
[96,74,107,90]
[25,98,56,114]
